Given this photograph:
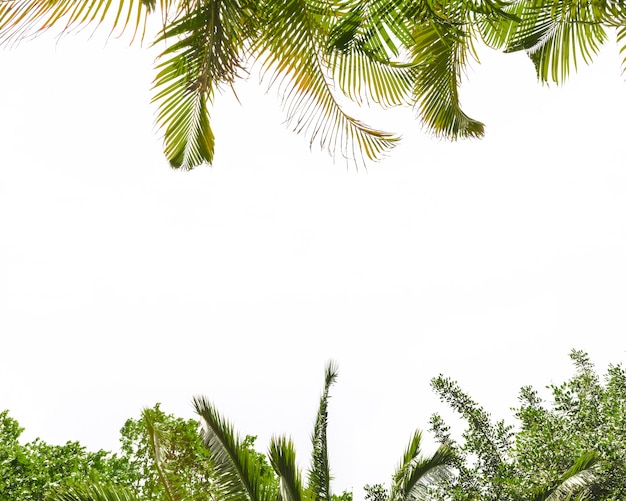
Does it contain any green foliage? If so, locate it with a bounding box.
[0,411,132,501]
[192,362,452,501]
[119,403,216,501]
[9,0,625,169]
[513,350,626,500]
[427,349,626,501]
[364,484,388,501]
[331,491,353,501]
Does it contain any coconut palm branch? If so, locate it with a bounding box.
[251,0,399,165]
[307,361,338,501]
[502,0,608,84]
[409,20,484,139]
[151,0,256,168]
[389,430,454,501]
[326,0,418,108]
[327,0,495,139]
[193,395,275,501]
[0,0,154,45]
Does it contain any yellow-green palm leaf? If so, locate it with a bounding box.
[502,0,607,83]
[254,0,399,164]
[151,0,256,168]
[411,20,485,139]
[0,0,154,44]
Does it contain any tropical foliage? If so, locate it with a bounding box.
[427,349,626,501]
[0,410,132,501]
[45,362,453,501]
[1,0,624,169]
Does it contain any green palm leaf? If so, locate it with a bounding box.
[269,436,304,501]
[503,0,607,83]
[618,24,626,73]
[254,0,398,164]
[307,361,338,501]
[326,0,417,108]
[0,0,152,45]
[389,431,454,501]
[410,20,485,139]
[151,0,255,169]
[193,396,274,501]
[46,483,140,501]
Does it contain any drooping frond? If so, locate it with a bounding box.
[151,0,255,169]
[326,0,417,108]
[0,0,153,45]
[307,361,338,501]
[46,483,140,501]
[389,431,454,501]
[269,436,304,501]
[503,0,607,83]
[193,396,273,501]
[618,24,626,74]
[328,0,491,139]
[254,0,399,164]
[410,20,485,139]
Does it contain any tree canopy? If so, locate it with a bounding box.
[1,0,624,169]
[427,349,626,501]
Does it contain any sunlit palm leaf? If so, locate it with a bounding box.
[503,0,607,83]
[410,20,485,139]
[269,436,303,501]
[326,0,418,108]
[152,0,255,169]
[255,0,398,164]
[389,430,454,501]
[47,483,140,501]
[618,24,626,73]
[307,361,338,501]
[0,0,152,45]
[193,396,273,501]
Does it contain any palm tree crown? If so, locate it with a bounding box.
[2,0,624,169]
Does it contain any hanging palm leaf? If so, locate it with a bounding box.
[253,0,399,164]
[151,0,256,168]
[0,0,154,44]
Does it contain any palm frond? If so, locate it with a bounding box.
[254,0,398,164]
[326,0,417,108]
[410,20,485,139]
[389,431,454,501]
[269,436,303,501]
[193,396,273,501]
[307,361,339,501]
[151,0,255,169]
[503,0,607,83]
[616,24,626,74]
[46,483,139,501]
[0,0,152,45]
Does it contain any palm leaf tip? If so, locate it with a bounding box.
[269,436,303,501]
[391,431,454,501]
[193,396,272,501]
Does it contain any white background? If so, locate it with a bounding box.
[1,23,626,497]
